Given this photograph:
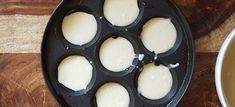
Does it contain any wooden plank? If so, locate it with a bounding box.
[0,13,235,53]
[0,0,60,15]
[0,53,220,106]
[0,0,234,38]
[175,0,235,38]
[0,15,50,53]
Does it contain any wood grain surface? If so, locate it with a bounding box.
[0,0,235,107]
[0,0,234,38]
[0,15,50,53]
[179,53,221,107]
[0,0,60,15]
[196,13,235,52]
[1,13,234,53]
[175,0,235,38]
[0,54,58,107]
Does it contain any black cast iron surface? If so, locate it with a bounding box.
[41,0,195,106]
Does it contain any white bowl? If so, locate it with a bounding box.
[215,29,235,107]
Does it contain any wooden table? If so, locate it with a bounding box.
[0,0,235,107]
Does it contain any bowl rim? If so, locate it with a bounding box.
[215,29,235,107]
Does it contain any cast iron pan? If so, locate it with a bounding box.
[41,0,195,106]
